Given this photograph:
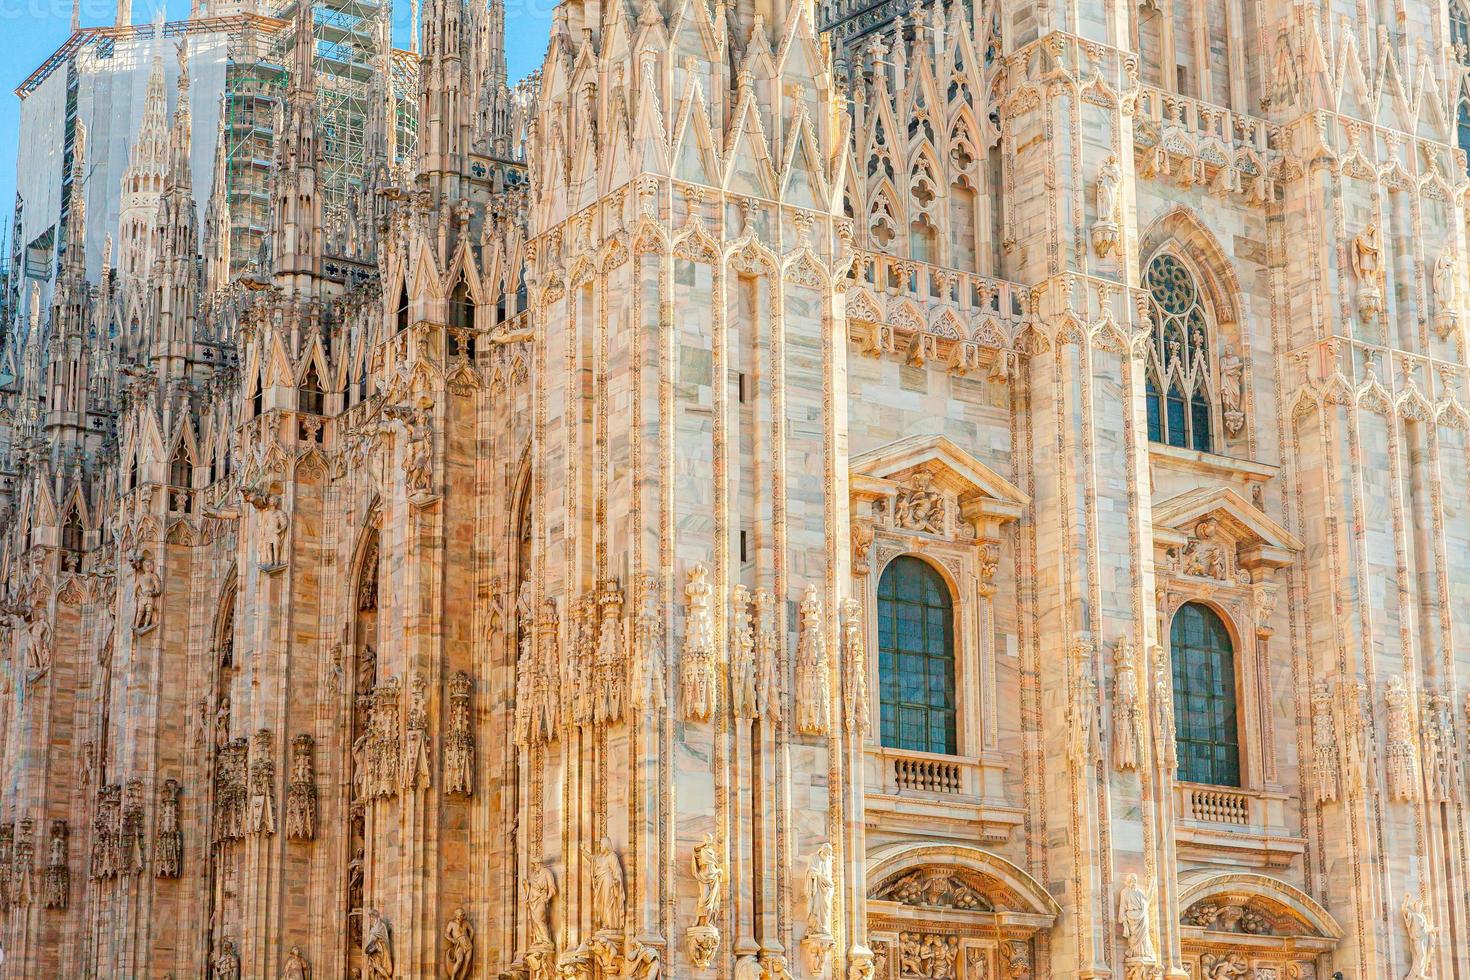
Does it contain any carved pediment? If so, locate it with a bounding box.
[871,868,996,912]
[1152,486,1302,578]
[851,435,1028,542]
[1177,871,1343,948]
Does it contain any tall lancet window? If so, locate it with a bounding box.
[169,443,192,489]
[1144,252,1215,453]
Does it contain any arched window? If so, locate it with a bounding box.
[448,279,476,359]
[1145,253,1214,452]
[877,556,957,755]
[62,509,84,552]
[169,443,192,489]
[1171,603,1240,787]
[298,364,324,415]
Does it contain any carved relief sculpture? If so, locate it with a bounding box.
[1384,676,1419,802]
[247,729,276,835]
[1310,681,1340,804]
[1110,636,1142,771]
[730,585,757,720]
[841,597,871,736]
[0,823,12,905]
[1423,690,1455,804]
[12,818,33,907]
[894,470,945,534]
[121,778,146,874]
[794,584,832,736]
[444,671,474,797]
[1153,655,1178,771]
[286,734,318,841]
[403,671,432,789]
[896,933,958,979]
[371,676,402,798]
[848,945,876,980]
[754,588,781,724]
[630,573,666,715]
[594,582,627,724]
[680,564,718,722]
[1199,953,1248,980]
[687,833,723,968]
[42,819,67,910]
[153,778,182,877]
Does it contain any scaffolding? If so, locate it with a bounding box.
[271,0,383,218]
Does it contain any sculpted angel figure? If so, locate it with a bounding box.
[1435,248,1459,314]
[1096,153,1122,223]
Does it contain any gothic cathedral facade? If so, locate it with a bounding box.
[0,0,1463,975]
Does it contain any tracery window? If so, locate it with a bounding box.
[169,443,192,489]
[877,556,957,755]
[1170,603,1240,787]
[62,509,83,552]
[1144,253,1215,453]
[298,365,324,415]
[1453,0,1470,170]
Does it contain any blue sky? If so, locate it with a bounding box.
[0,0,554,253]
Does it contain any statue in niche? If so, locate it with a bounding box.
[802,842,837,973]
[443,671,474,797]
[283,945,311,980]
[247,491,289,569]
[357,644,377,698]
[403,406,436,500]
[131,553,162,633]
[213,938,240,980]
[1091,154,1122,257]
[1351,222,1383,319]
[402,672,432,790]
[445,907,474,980]
[362,907,395,980]
[588,837,625,933]
[1218,344,1245,436]
[687,833,724,968]
[1402,894,1436,980]
[1117,873,1157,963]
[1435,248,1461,337]
[524,862,557,949]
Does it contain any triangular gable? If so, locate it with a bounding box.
[851,433,1027,536]
[1152,485,1302,571]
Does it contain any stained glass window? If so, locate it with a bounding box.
[878,556,957,755]
[1171,603,1240,787]
[1145,253,1214,452]
[1454,2,1470,171]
